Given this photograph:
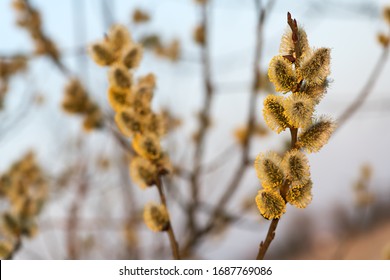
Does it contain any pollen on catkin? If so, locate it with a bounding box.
[143,202,170,232]
[121,44,143,69]
[107,87,132,112]
[107,24,132,53]
[129,157,158,189]
[298,48,331,85]
[268,55,297,93]
[283,93,315,128]
[263,95,290,133]
[108,64,132,89]
[114,108,143,137]
[255,190,286,220]
[254,152,284,190]
[286,180,313,208]
[88,42,115,66]
[282,149,310,184]
[297,116,336,153]
[300,79,329,104]
[132,133,163,161]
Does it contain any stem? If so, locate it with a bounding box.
[188,0,214,235]
[156,178,181,260]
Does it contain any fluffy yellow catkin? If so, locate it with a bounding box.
[283,93,315,128]
[255,190,286,220]
[254,152,285,190]
[286,180,313,209]
[129,156,158,189]
[297,116,336,153]
[108,64,132,90]
[268,56,297,93]
[143,202,170,232]
[88,42,115,66]
[299,48,331,85]
[279,27,310,62]
[114,108,143,137]
[263,95,290,133]
[121,44,143,69]
[132,133,163,161]
[107,87,132,112]
[282,149,311,184]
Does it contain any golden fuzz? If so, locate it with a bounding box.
[88,42,115,66]
[283,93,315,128]
[129,157,158,189]
[255,190,286,220]
[115,109,143,137]
[282,149,310,185]
[297,116,336,153]
[108,64,132,89]
[107,87,132,112]
[263,95,290,133]
[121,44,143,69]
[300,80,328,104]
[286,180,313,208]
[254,152,284,190]
[132,133,162,161]
[299,48,331,85]
[107,24,132,53]
[268,55,297,93]
[143,202,170,232]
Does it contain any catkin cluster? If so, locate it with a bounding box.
[0,152,47,259]
[88,24,171,232]
[11,0,59,61]
[255,17,335,220]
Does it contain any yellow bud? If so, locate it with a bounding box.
[255,190,286,220]
[108,64,132,89]
[298,48,331,85]
[263,95,290,133]
[129,157,158,189]
[279,26,310,62]
[286,180,313,208]
[297,116,336,153]
[268,55,297,93]
[143,202,170,232]
[121,44,143,69]
[254,151,284,190]
[107,24,132,53]
[283,93,315,128]
[88,42,116,66]
[115,109,143,137]
[282,149,311,185]
[132,133,162,160]
[107,86,132,112]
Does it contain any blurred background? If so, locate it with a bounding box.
[0,0,390,259]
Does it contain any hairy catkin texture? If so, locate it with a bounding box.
[298,117,336,153]
[254,152,285,190]
[299,48,331,85]
[282,149,311,185]
[129,157,158,189]
[107,24,132,53]
[88,42,116,66]
[286,180,313,208]
[268,56,297,93]
[121,44,143,69]
[300,79,329,104]
[279,27,310,62]
[263,95,290,133]
[255,190,286,220]
[108,64,132,89]
[132,133,163,161]
[108,87,132,112]
[115,108,143,137]
[143,203,169,232]
[283,93,315,128]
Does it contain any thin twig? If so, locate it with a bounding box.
[156,178,181,260]
[188,0,214,234]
